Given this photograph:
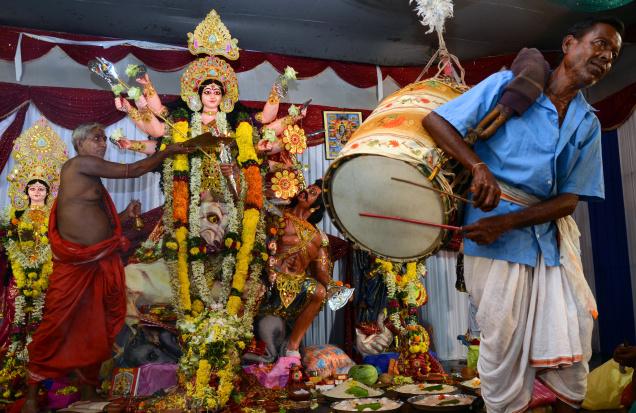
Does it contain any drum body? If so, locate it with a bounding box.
[323,79,464,261]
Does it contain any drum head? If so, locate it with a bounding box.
[328,155,446,261]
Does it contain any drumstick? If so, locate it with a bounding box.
[391,177,474,205]
[359,212,462,231]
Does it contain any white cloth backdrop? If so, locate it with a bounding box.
[421,251,471,360]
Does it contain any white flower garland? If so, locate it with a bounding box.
[191,112,203,138]
[218,165,239,305]
[188,155,213,305]
[13,295,26,326]
[216,112,228,135]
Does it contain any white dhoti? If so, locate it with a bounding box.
[464,184,597,412]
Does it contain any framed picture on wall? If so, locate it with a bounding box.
[323,111,363,160]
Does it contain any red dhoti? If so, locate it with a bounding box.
[27,193,128,384]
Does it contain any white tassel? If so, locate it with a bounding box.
[410,0,454,34]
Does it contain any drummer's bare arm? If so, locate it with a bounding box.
[422,112,501,211]
[462,193,578,245]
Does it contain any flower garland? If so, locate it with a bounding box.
[218,169,240,304]
[227,122,264,316]
[188,155,213,305]
[175,226,191,312]
[241,212,268,324]
[375,258,429,354]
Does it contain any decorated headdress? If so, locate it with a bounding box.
[180,56,239,113]
[7,120,68,210]
[187,9,239,60]
[181,10,239,113]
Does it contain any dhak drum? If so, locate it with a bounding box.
[323,79,465,261]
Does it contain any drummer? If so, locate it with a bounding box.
[422,17,623,413]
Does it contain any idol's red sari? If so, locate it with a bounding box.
[27,192,127,384]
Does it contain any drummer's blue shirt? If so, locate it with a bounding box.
[433,70,604,267]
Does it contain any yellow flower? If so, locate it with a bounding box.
[282,124,307,155]
[160,143,167,151]
[224,238,233,248]
[172,121,189,144]
[173,154,189,172]
[271,170,300,200]
[40,236,49,245]
[237,341,245,350]
[165,241,178,250]
[189,247,200,255]
[192,299,204,314]
[2,390,10,399]
[235,122,259,165]
[227,295,242,316]
[194,359,211,400]
[27,272,37,279]
[261,253,269,261]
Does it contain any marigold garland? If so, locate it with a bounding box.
[228,208,260,315]
[244,165,263,210]
[172,120,190,143]
[173,180,189,225]
[227,121,263,316]
[176,226,191,311]
[235,122,259,165]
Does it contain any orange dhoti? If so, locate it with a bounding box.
[27,194,128,384]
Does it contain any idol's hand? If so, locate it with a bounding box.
[114,97,133,113]
[470,163,501,212]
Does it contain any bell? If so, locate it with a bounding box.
[134,216,144,231]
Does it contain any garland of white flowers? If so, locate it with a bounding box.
[191,112,203,139]
[216,112,228,135]
[218,166,240,305]
[188,155,212,305]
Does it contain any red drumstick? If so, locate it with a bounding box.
[359,212,462,231]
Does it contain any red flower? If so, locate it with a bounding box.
[389,140,399,147]
[420,98,430,104]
